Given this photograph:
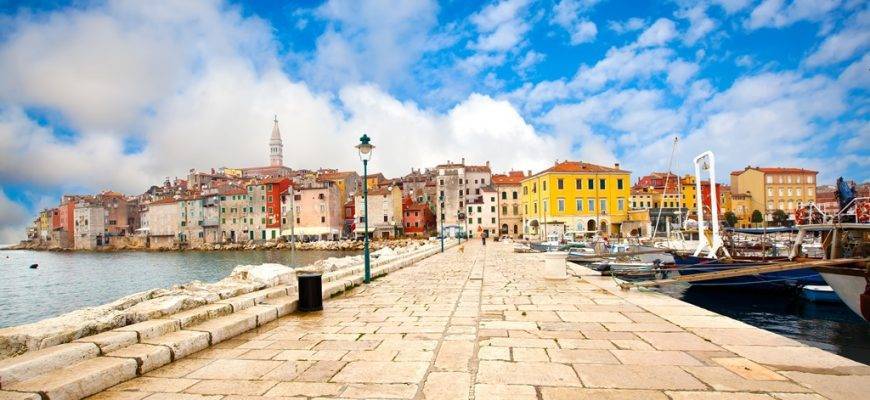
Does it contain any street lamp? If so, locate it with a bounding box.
[439,194,445,253]
[457,211,464,244]
[356,134,374,284]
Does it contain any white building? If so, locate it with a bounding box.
[354,186,403,239]
[435,159,492,237]
[466,185,499,237]
[140,199,181,249]
[73,201,107,250]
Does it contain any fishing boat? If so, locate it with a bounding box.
[800,285,842,303]
[610,260,659,281]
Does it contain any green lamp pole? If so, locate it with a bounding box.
[356,134,374,284]
[439,194,445,253]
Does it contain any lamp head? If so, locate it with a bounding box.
[356,134,374,161]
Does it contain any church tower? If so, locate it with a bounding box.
[269,115,283,167]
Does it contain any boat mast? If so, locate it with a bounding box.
[651,137,678,239]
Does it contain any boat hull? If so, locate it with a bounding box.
[819,272,869,321]
[672,254,825,288]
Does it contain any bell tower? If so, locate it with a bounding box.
[269,115,283,166]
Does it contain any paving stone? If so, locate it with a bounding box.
[712,357,787,381]
[610,350,703,366]
[781,371,870,400]
[422,372,469,400]
[635,332,724,351]
[434,341,474,371]
[723,345,863,370]
[183,380,277,396]
[0,342,100,386]
[476,361,581,386]
[574,364,706,390]
[546,349,619,364]
[137,393,221,400]
[512,347,549,362]
[6,356,137,400]
[555,339,615,349]
[238,305,279,326]
[260,361,314,381]
[295,360,346,381]
[682,366,809,393]
[110,377,198,393]
[75,331,139,354]
[557,311,632,323]
[331,361,429,384]
[186,359,282,380]
[167,304,233,329]
[144,359,213,378]
[86,391,151,400]
[477,347,510,360]
[264,382,344,397]
[541,388,669,400]
[666,392,775,400]
[107,344,172,374]
[482,338,557,348]
[474,384,537,400]
[142,331,210,361]
[341,383,417,399]
[689,328,802,347]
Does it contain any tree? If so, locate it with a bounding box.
[771,209,789,226]
[750,210,764,226]
[723,211,738,227]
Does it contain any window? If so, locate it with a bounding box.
[778,188,783,196]
[808,188,814,196]
[557,198,565,212]
[600,179,606,190]
[588,199,595,211]
[543,201,548,212]
[778,201,784,210]
[502,191,507,200]
[576,179,582,189]
[796,176,802,183]
[477,218,482,223]
[617,179,623,190]
[808,176,814,183]
[617,198,625,211]
[502,205,508,215]
[787,176,792,183]
[383,215,388,222]
[543,181,547,191]
[523,187,528,195]
[477,206,482,212]
[588,179,594,189]
[787,201,794,210]
[512,191,518,199]
[557,179,564,189]
[532,183,537,193]
[767,187,772,196]
[576,198,583,211]
[787,188,793,196]
[600,199,607,212]
[778,176,783,184]
[533,203,538,213]
[766,176,772,183]
[321,216,326,223]
[512,205,518,215]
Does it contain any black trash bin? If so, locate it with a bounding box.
[297,273,323,312]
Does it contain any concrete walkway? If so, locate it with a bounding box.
[89,242,869,400]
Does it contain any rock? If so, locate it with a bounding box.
[228,264,296,287]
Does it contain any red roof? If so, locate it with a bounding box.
[492,171,526,184]
[533,161,628,177]
[730,166,818,175]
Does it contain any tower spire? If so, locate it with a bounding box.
[269,115,283,167]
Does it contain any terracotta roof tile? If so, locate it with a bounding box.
[532,161,628,177]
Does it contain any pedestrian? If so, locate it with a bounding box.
[482,231,487,246]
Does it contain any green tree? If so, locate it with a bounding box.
[723,211,738,227]
[750,210,764,227]
[771,209,789,226]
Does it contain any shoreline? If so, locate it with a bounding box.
[2,238,428,253]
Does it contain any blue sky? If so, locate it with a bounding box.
[0,0,867,241]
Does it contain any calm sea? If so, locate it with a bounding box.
[0,249,358,328]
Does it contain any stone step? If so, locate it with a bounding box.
[0,343,99,388]
[4,356,136,400]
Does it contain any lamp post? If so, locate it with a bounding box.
[457,211,464,244]
[439,194,445,252]
[356,134,374,284]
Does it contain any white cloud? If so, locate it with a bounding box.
[471,0,531,51]
[746,0,841,30]
[517,50,546,72]
[551,0,600,44]
[636,18,678,47]
[608,18,645,34]
[0,188,29,244]
[711,0,753,14]
[804,8,870,67]
[677,4,716,45]
[735,54,755,67]
[570,47,674,91]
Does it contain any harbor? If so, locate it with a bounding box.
[1,241,867,400]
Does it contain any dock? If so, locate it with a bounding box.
[5,242,870,400]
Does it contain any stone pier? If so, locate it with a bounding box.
[7,241,870,400]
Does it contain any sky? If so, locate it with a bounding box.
[0,0,867,242]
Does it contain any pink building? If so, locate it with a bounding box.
[283,181,343,241]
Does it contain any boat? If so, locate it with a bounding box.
[610,260,658,281]
[800,285,842,303]
[672,253,825,288]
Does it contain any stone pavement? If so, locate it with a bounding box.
[88,241,869,400]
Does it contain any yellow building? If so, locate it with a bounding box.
[730,167,818,222]
[521,161,631,239]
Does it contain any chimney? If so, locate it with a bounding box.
[461,157,465,165]
[614,163,620,169]
[485,161,490,168]
[528,170,532,176]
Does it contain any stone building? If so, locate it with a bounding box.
[402,197,435,237]
[354,186,403,239]
[218,186,249,243]
[466,185,499,238]
[730,166,818,223]
[282,181,343,241]
[247,177,291,241]
[435,159,492,237]
[73,200,107,250]
[140,199,180,249]
[492,171,526,238]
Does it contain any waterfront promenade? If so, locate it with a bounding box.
[86,242,867,400]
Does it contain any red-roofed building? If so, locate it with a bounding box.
[402,196,435,236]
[730,166,818,224]
[492,171,527,238]
[247,177,291,240]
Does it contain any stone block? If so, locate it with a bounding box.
[262,297,296,317]
[73,331,138,355]
[0,391,41,400]
[0,342,99,386]
[107,343,172,374]
[235,287,288,303]
[187,313,256,345]
[142,331,209,361]
[215,297,254,312]
[238,305,278,326]
[6,357,136,400]
[115,319,180,341]
[167,304,233,329]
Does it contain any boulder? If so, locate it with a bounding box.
[228,264,296,287]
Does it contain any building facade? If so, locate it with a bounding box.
[73,201,107,250]
[492,171,525,238]
[730,167,818,222]
[283,181,343,241]
[354,186,403,239]
[522,161,631,239]
[435,159,492,237]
